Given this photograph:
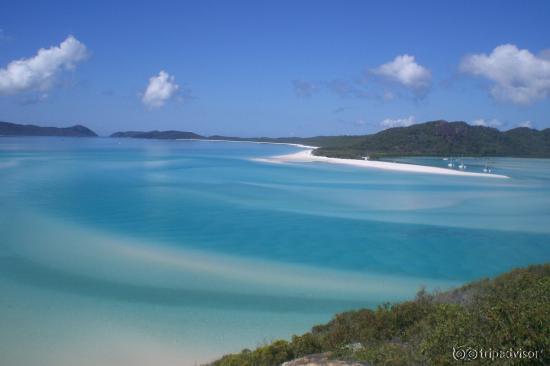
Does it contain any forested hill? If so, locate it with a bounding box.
[0,121,97,137]
[312,120,550,159]
[110,120,550,159]
[110,130,203,139]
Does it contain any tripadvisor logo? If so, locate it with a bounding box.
[452,345,543,362]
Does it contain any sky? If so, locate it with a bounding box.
[0,0,549,137]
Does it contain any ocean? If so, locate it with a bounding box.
[1,137,549,365]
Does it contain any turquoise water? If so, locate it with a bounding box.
[1,137,549,365]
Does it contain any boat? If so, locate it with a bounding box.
[447,157,454,168]
[483,160,492,173]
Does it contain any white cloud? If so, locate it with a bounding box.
[460,44,550,104]
[372,55,431,92]
[142,70,180,109]
[471,118,502,128]
[518,120,532,128]
[0,35,87,95]
[380,116,416,129]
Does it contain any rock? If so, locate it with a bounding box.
[281,353,368,366]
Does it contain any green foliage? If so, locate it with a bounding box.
[290,333,323,357]
[419,266,550,365]
[209,264,549,366]
[254,340,294,365]
[211,341,294,366]
[312,121,550,159]
[352,342,422,366]
[108,120,550,159]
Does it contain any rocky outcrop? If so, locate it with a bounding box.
[281,353,368,366]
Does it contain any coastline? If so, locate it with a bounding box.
[253,149,510,178]
[176,138,509,178]
[176,138,318,149]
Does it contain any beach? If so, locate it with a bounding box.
[180,138,509,178]
[254,148,509,178]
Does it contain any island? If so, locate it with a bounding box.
[110,120,550,159]
[0,121,97,137]
[110,130,202,139]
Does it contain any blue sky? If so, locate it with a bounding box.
[0,0,549,136]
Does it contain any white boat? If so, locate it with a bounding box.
[483,161,492,173]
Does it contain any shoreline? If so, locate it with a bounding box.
[176,138,509,178]
[253,149,510,178]
[176,138,318,149]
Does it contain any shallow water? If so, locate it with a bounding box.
[1,137,549,365]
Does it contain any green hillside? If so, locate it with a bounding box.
[209,264,549,366]
[0,121,97,137]
[110,120,550,159]
[313,121,550,159]
[110,130,203,139]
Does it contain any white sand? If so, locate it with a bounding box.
[254,149,509,178]
[176,138,508,178]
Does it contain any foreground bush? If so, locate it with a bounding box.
[209,264,549,366]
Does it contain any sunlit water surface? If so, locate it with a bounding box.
[1,137,549,365]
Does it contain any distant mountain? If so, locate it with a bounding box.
[110,130,203,139]
[0,121,97,137]
[110,120,550,159]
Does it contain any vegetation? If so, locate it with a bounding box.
[313,121,550,159]
[209,264,549,366]
[111,120,550,159]
[0,121,97,137]
[110,130,203,139]
[3,119,549,158]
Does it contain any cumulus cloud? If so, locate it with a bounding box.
[0,35,87,95]
[380,116,416,129]
[142,70,180,109]
[460,44,550,104]
[291,56,431,101]
[518,120,532,128]
[471,118,503,128]
[372,55,431,93]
